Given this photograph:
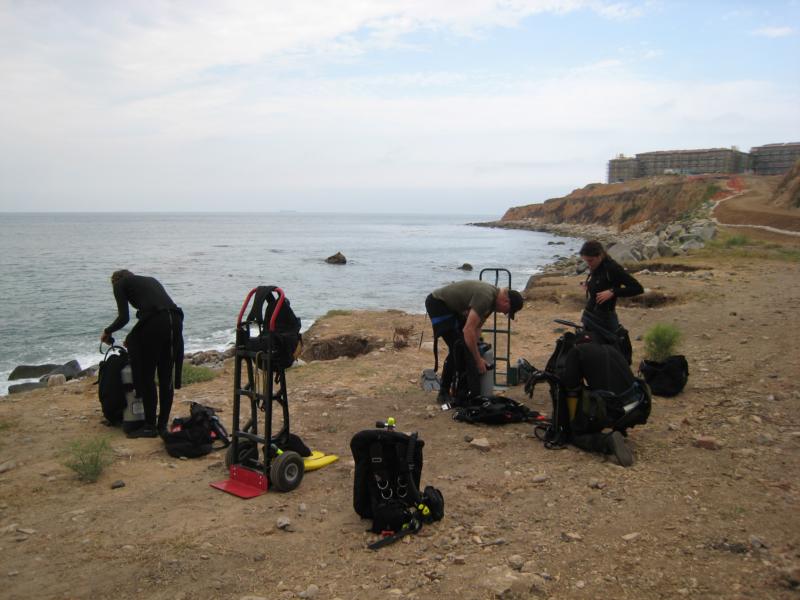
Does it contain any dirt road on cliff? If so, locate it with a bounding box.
[1,239,799,599]
[713,176,800,240]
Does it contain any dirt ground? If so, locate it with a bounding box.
[2,227,800,600]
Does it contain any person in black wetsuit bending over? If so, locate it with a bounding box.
[579,240,643,338]
[100,270,184,438]
[561,342,641,466]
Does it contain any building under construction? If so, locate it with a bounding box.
[608,142,800,183]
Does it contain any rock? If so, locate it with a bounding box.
[561,532,582,542]
[8,382,46,394]
[588,479,606,489]
[693,436,722,450]
[0,461,17,474]
[276,517,292,531]
[45,374,67,387]
[482,566,544,598]
[9,364,59,380]
[52,360,82,380]
[621,532,640,541]
[507,554,525,571]
[531,474,549,483]
[325,252,347,265]
[298,584,319,598]
[458,263,473,271]
[470,438,491,452]
[607,242,638,265]
[77,365,99,379]
[240,597,269,600]
[420,369,441,392]
[111,480,126,489]
[680,237,705,251]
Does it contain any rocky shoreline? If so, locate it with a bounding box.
[475,214,719,280]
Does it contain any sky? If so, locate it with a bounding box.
[1,1,798,214]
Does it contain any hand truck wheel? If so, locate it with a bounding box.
[270,450,304,492]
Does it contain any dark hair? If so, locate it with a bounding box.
[579,240,605,257]
[111,269,134,285]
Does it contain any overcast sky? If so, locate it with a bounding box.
[1,1,798,214]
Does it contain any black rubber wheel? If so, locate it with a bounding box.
[269,451,304,492]
[225,440,259,469]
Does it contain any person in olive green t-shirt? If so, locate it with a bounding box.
[425,280,524,403]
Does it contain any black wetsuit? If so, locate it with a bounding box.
[581,257,643,336]
[105,275,184,430]
[561,343,635,454]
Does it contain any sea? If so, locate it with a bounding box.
[0,212,582,395]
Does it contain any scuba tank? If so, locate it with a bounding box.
[479,342,495,398]
[121,364,145,431]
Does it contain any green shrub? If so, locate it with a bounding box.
[180,364,218,386]
[65,436,114,483]
[323,309,352,318]
[724,234,749,247]
[643,323,682,362]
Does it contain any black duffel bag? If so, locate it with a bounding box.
[639,355,689,397]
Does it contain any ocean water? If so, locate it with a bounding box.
[0,212,582,394]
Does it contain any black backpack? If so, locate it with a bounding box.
[163,403,231,458]
[97,346,128,426]
[639,355,689,397]
[350,426,444,550]
[238,286,302,369]
[452,395,540,425]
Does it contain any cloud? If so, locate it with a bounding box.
[750,26,795,38]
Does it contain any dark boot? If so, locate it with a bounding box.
[607,431,633,467]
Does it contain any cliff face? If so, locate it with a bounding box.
[502,175,729,231]
[771,159,800,208]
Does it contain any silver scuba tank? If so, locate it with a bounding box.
[480,346,495,397]
[121,364,145,424]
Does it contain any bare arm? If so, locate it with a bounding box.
[463,309,488,374]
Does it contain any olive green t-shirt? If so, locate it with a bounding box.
[432,280,498,320]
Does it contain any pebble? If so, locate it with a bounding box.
[0,462,17,474]
[298,583,319,598]
[621,532,640,541]
[589,479,606,489]
[532,473,549,483]
[693,436,722,450]
[111,480,125,489]
[750,415,763,424]
[508,555,525,571]
[276,517,292,531]
[469,438,491,451]
[562,532,583,542]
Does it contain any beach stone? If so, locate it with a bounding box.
[42,360,82,381]
[8,382,46,395]
[325,252,347,265]
[9,364,59,380]
[46,374,67,387]
[470,438,491,452]
[458,263,473,271]
[693,436,722,450]
[482,566,543,598]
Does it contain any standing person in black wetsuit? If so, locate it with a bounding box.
[100,270,184,438]
[561,342,644,466]
[579,240,643,339]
